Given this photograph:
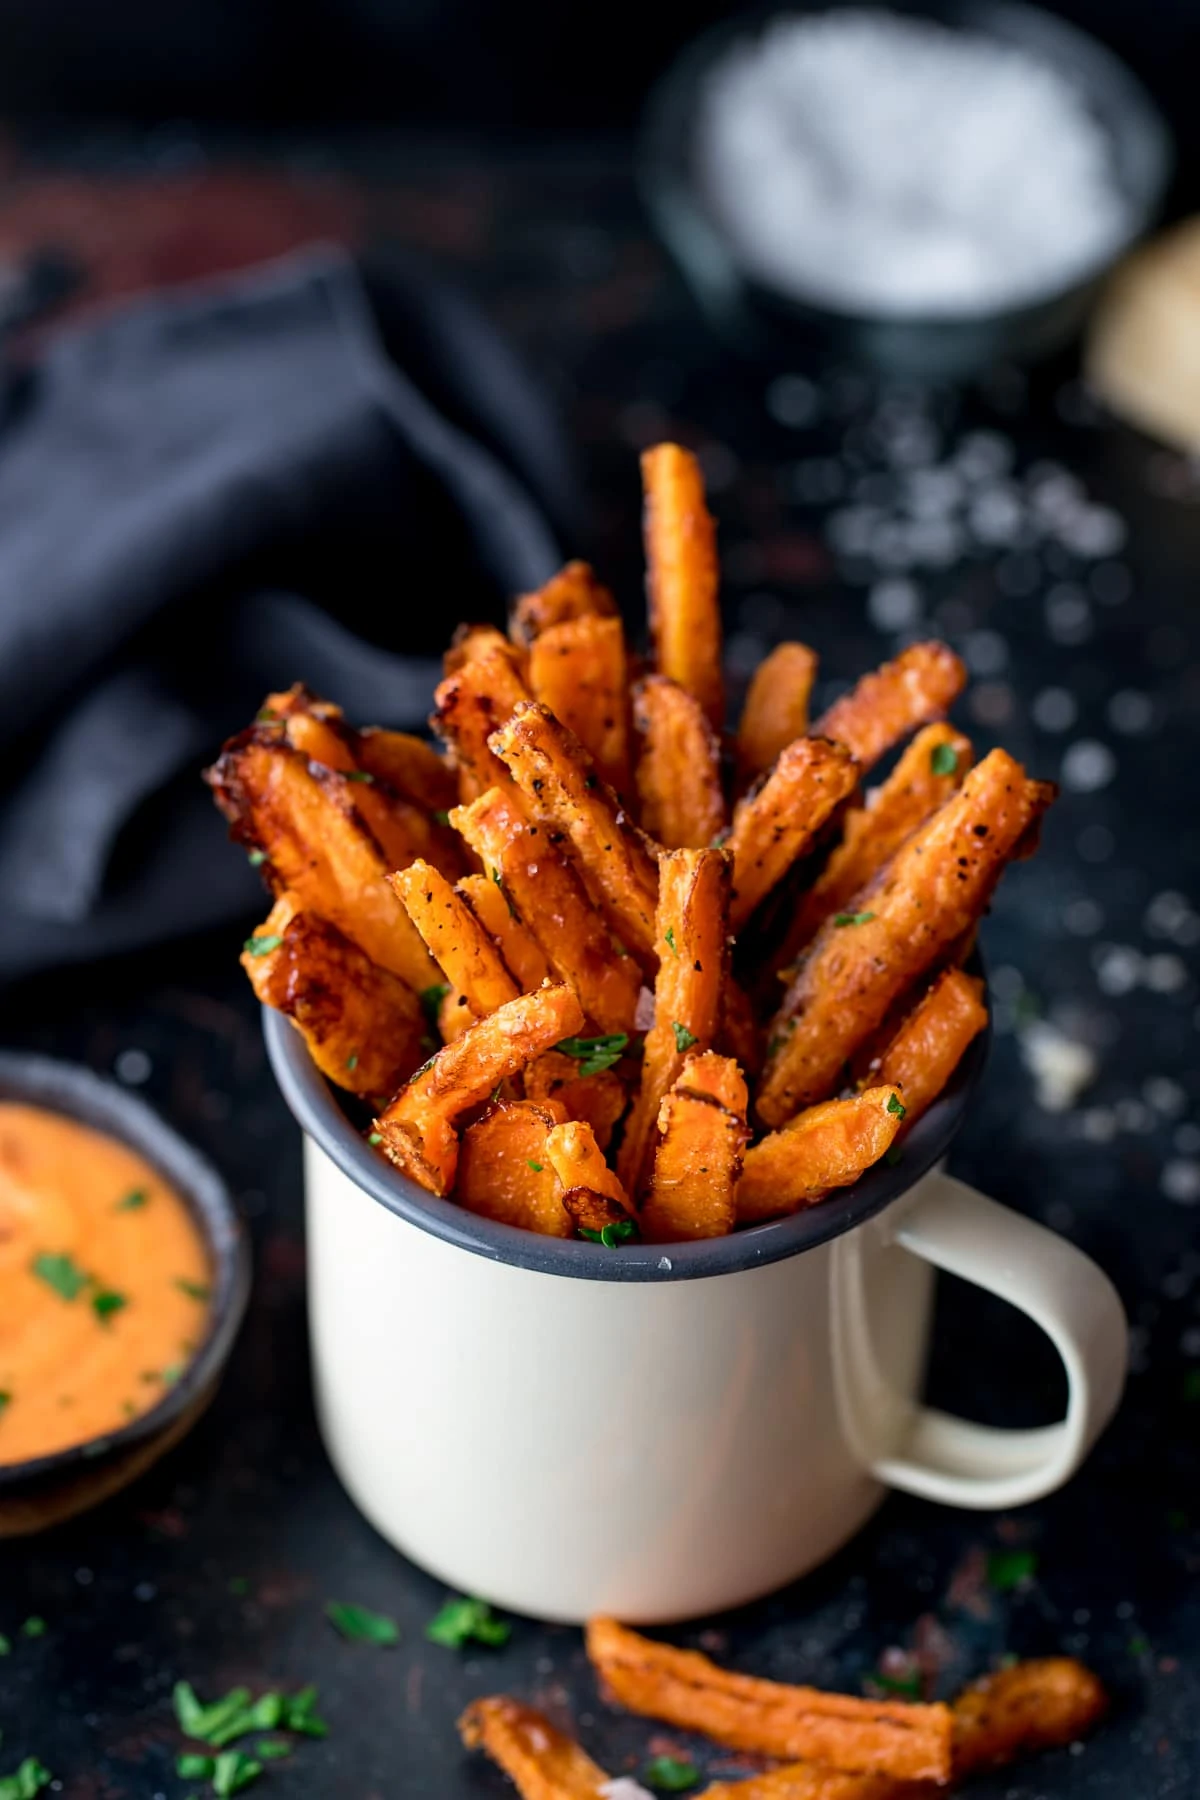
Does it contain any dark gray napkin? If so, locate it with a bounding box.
[0,246,579,981]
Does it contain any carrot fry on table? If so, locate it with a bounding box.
[618,848,731,1197]
[701,1768,898,1800]
[242,897,426,1098]
[459,1697,612,1800]
[374,983,583,1196]
[737,1088,904,1223]
[433,647,532,803]
[355,726,461,814]
[810,642,966,775]
[544,1120,631,1214]
[529,613,631,794]
[728,736,859,932]
[205,729,439,992]
[758,749,1055,1127]
[642,1052,749,1241]
[787,724,974,951]
[633,674,727,851]
[951,1657,1107,1778]
[389,861,520,1018]
[451,787,641,1035]
[490,702,661,968]
[861,969,988,1132]
[510,560,618,647]
[585,1618,953,1784]
[456,1100,572,1236]
[458,870,551,992]
[524,1050,628,1151]
[641,443,724,729]
[737,641,819,786]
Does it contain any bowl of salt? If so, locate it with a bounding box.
[641,0,1171,378]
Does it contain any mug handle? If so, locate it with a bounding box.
[868,1169,1128,1508]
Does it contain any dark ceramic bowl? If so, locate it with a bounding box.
[639,0,1172,379]
[0,1053,250,1534]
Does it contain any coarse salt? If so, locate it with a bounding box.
[699,9,1131,315]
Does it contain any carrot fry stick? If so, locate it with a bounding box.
[389,861,520,1018]
[618,848,731,1197]
[702,1768,898,1799]
[560,1186,638,1236]
[459,1697,612,1800]
[490,702,661,968]
[458,870,551,992]
[451,787,641,1035]
[374,983,583,1196]
[787,724,974,951]
[758,750,1054,1127]
[433,647,532,803]
[736,1088,904,1223]
[524,1050,628,1151]
[861,969,988,1132]
[529,613,631,794]
[457,1100,572,1237]
[633,675,727,851]
[510,561,618,647]
[642,1052,749,1241]
[544,1120,631,1213]
[728,737,858,932]
[641,443,724,729]
[585,1618,953,1784]
[355,726,460,814]
[445,621,526,676]
[737,641,819,786]
[810,643,966,775]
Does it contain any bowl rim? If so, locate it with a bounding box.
[264,972,991,1283]
[0,1051,251,1486]
[639,0,1174,331]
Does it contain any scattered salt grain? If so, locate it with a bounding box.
[601,1782,655,1800]
[1019,1020,1098,1113]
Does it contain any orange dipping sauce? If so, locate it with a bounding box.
[0,1102,212,1465]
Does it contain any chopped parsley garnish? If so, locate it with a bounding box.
[663,926,679,956]
[886,1093,907,1120]
[410,1052,440,1081]
[176,1753,215,1779]
[256,707,278,724]
[930,742,959,777]
[0,1757,52,1799]
[834,911,875,928]
[434,809,451,826]
[247,848,267,867]
[91,1289,128,1324]
[884,1144,904,1166]
[162,1362,185,1385]
[579,1220,638,1248]
[31,1253,89,1301]
[212,1749,264,1795]
[283,1687,328,1738]
[115,1188,149,1211]
[872,1667,922,1701]
[176,1278,211,1302]
[671,1022,698,1054]
[19,1618,45,1639]
[419,983,450,1027]
[343,769,375,784]
[426,1595,511,1649]
[987,1548,1038,1591]
[555,1033,628,1075]
[644,1755,700,1791]
[324,1600,400,1646]
[527,1160,544,1173]
[255,1738,291,1761]
[367,1132,383,1147]
[243,934,283,958]
[1129,1635,1150,1657]
[345,1051,359,1072]
[0,1393,9,1418]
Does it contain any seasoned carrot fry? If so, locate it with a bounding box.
[510,561,618,647]
[642,443,724,729]
[787,724,973,952]
[529,613,631,794]
[355,726,460,814]
[728,736,858,932]
[458,870,550,992]
[586,1618,953,1784]
[242,896,426,1097]
[374,983,583,1195]
[524,1050,628,1151]
[560,1186,638,1236]
[642,1053,749,1241]
[811,643,966,775]
[451,787,641,1035]
[618,848,731,1197]
[718,978,764,1079]
[445,621,525,676]
[633,675,726,851]
[390,861,520,1018]
[737,1088,904,1223]
[459,1696,612,1800]
[205,730,438,992]
[951,1657,1107,1778]
[862,969,988,1132]
[758,750,1054,1126]
[544,1120,631,1213]
[490,702,661,968]
[433,648,532,802]
[456,1100,572,1237]
[438,983,476,1043]
[737,641,819,785]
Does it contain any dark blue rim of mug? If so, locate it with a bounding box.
[265,968,990,1283]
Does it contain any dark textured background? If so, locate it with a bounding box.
[0,133,1198,1795]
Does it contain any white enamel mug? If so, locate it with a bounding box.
[265,1008,1127,1626]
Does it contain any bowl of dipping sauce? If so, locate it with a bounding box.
[0,1052,250,1533]
[640,0,1171,377]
